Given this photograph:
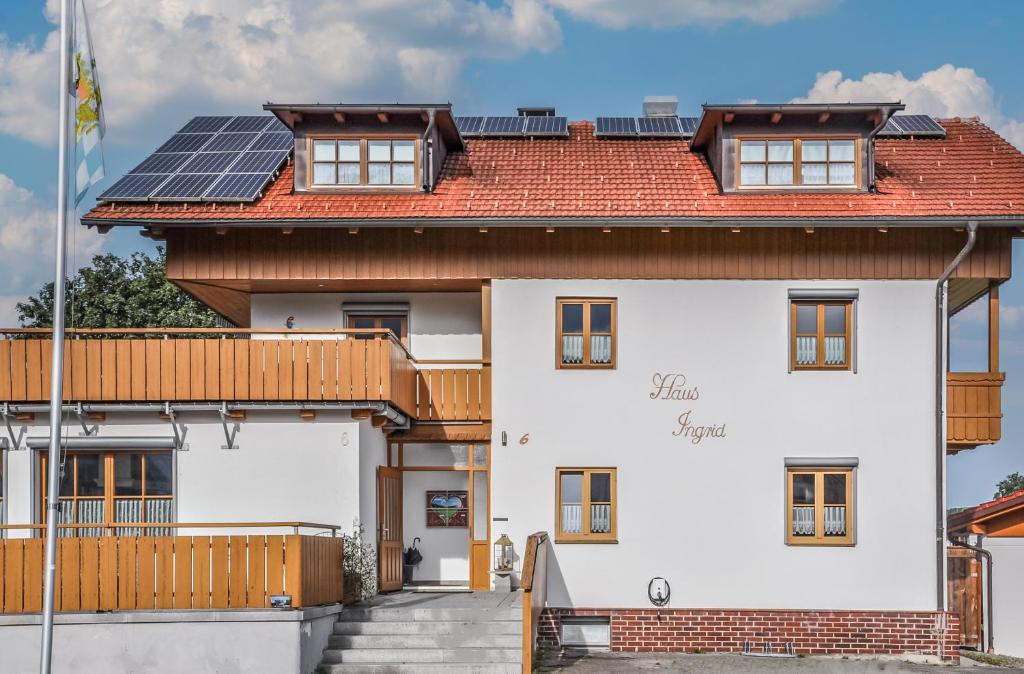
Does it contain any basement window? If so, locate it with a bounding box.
[310,138,418,188]
[561,616,611,649]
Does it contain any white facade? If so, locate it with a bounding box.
[984,537,1024,657]
[490,279,938,610]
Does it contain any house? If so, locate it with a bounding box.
[0,97,1022,672]
[948,489,1024,658]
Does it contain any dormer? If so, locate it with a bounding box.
[263,103,464,194]
[690,103,904,194]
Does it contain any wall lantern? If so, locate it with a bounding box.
[494,534,514,572]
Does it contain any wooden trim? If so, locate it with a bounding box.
[555,298,617,370]
[481,280,492,364]
[790,300,852,371]
[785,467,855,546]
[554,468,617,543]
[988,282,999,372]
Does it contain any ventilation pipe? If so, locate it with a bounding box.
[935,221,978,612]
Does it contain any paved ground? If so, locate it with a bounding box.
[536,650,1024,673]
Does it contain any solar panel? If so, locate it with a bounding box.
[100,115,292,203]
[678,117,699,137]
[98,174,173,201]
[636,116,681,137]
[204,173,274,201]
[595,117,638,137]
[878,114,946,137]
[455,116,485,135]
[481,116,527,136]
[525,116,568,136]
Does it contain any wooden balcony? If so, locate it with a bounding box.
[0,523,342,613]
[947,371,1004,452]
[0,329,489,424]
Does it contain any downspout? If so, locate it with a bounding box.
[423,109,437,192]
[948,534,994,653]
[935,221,978,612]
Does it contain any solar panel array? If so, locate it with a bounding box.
[595,116,699,138]
[99,116,292,202]
[455,116,569,138]
[877,114,946,137]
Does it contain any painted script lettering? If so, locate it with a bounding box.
[650,373,700,401]
[672,410,728,445]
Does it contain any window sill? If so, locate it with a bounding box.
[786,541,855,547]
[556,365,616,371]
[304,186,422,194]
[554,538,618,545]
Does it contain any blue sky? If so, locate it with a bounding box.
[0,0,1021,506]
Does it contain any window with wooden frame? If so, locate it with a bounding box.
[555,468,616,543]
[791,301,852,370]
[786,467,854,545]
[738,138,858,188]
[347,314,409,345]
[556,298,616,369]
[40,451,173,537]
[310,137,418,188]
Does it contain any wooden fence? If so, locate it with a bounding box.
[521,531,549,674]
[0,534,341,613]
[947,372,1004,450]
[415,366,491,421]
[947,546,983,651]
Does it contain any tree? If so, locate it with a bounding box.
[16,248,220,329]
[994,472,1024,499]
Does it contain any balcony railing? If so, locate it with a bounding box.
[0,329,490,424]
[947,371,1004,451]
[0,522,342,613]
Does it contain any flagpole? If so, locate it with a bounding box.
[40,0,73,670]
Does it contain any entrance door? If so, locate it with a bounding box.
[377,466,403,593]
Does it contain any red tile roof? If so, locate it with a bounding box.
[83,118,1024,225]
[948,488,1024,531]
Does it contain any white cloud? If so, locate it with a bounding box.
[2,0,562,146]
[792,65,1024,148]
[547,0,837,29]
[0,174,104,325]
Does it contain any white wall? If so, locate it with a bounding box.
[986,537,1024,657]
[251,292,482,361]
[402,471,470,583]
[3,411,386,545]
[491,279,937,610]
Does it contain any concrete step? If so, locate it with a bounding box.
[337,607,521,622]
[333,619,521,636]
[318,664,521,674]
[329,633,522,650]
[322,647,523,664]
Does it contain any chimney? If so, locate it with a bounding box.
[642,96,678,118]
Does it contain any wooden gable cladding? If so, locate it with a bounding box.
[165,226,1013,284]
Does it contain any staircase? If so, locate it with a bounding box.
[317,591,523,673]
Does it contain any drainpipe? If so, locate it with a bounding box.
[948,534,994,653]
[423,109,437,192]
[935,221,978,612]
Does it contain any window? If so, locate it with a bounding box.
[556,298,616,369]
[738,138,858,188]
[310,138,417,187]
[556,468,616,542]
[40,451,173,537]
[347,314,408,345]
[791,301,851,370]
[786,467,854,545]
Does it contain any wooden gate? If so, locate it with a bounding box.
[377,466,403,593]
[948,547,983,650]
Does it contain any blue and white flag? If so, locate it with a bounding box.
[73,0,105,204]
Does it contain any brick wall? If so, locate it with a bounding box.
[537,608,960,662]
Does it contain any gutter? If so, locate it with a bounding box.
[935,221,978,611]
[948,534,994,653]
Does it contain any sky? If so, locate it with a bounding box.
[0,0,1021,506]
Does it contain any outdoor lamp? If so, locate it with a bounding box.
[494,534,514,572]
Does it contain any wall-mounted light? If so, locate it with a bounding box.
[501,431,508,447]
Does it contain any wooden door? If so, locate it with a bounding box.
[469,465,490,590]
[377,466,403,593]
[948,547,983,650]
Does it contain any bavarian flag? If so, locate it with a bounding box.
[73,0,105,204]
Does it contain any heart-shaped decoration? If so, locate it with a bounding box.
[431,495,463,509]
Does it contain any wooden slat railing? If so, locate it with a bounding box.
[415,365,491,422]
[520,531,549,674]
[0,530,342,613]
[0,332,416,415]
[947,372,1004,450]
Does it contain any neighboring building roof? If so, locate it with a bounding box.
[82,117,1024,227]
[948,488,1024,535]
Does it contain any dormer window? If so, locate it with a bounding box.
[310,137,418,188]
[737,137,859,189]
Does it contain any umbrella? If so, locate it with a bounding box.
[404,537,422,565]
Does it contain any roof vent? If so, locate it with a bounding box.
[517,107,555,117]
[643,96,678,117]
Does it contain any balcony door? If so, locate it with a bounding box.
[377,466,403,592]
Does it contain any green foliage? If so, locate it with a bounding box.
[995,472,1024,499]
[341,523,378,604]
[16,248,219,329]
